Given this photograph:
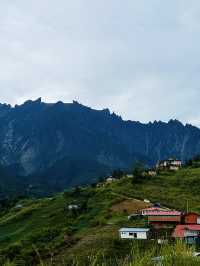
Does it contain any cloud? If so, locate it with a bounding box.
[0,1,200,126]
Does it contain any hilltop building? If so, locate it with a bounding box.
[68,204,79,210]
[147,170,157,176]
[156,159,182,171]
[106,177,117,183]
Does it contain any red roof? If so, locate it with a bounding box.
[173,225,200,238]
[142,207,164,211]
[182,212,199,217]
[146,211,181,216]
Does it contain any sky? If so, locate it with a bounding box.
[0,1,200,126]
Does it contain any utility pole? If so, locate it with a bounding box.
[186,199,189,213]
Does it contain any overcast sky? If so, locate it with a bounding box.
[0,1,200,126]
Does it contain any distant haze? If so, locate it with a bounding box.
[0,1,200,126]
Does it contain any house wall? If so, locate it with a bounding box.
[148,171,157,176]
[184,230,199,237]
[148,216,181,222]
[120,231,148,239]
[171,161,182,166]
[151,222,178,229]
[169,166,179,171]
[184,230,200,245]
[157,160,182,170]
[185,236,197,245]
[184,214,198,224]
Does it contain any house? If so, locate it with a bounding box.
[147,170,157,176]
[172,225,200,244]
[119,228,150,240]
[68,204,79,210]
[96,182,105,188]
[106,177,117,183]
[147,210,182,229]
[143,199,151,203]
[14,204,23,210]
[156,159,182,171]
[141,207,170,216]
[182,212,200,225]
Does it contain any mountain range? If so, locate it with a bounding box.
[0,98,200,197]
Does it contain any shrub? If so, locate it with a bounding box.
[28,227,60,244]
[90,217,107,227]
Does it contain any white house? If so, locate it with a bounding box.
[156,159,182,171]
[14,204,23,210]
[106,177,117,183]
[68,204,79,210]
[119,228,150,240]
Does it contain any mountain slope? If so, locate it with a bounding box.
[31,155,111,194]
[0,98,200,194]
[1,165,200,265]
[0,164,27,199]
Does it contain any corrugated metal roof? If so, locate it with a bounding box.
[182,212,199,217]
[173,225,200,238]
[142,207,164,211]
[119,228,150,232]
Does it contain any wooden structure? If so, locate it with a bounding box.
[147,210,181,229]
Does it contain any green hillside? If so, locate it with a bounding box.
[1,165,200,265]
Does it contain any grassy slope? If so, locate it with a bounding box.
[1,166,200,265]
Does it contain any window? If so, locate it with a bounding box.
[129,232,137,238]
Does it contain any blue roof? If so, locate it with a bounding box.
[119,228,150,232]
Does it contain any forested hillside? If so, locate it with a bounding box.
[1,163,200,265]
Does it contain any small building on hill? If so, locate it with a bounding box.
[147,210,182,229]
[119,228,150,240]
[172,225,200,244]
[68,204,79,210]
[14,204,23,210]
[182,212,200,225]
[106,177,117,183]
[141,207,170,216]
[147,170,157,176]
[143,199,151,204]
[156,159,182,171]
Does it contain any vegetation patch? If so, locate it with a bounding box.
[111,199,152,214]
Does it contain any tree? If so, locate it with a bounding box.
[112,169,124,179]
[185,154,200,168]
[71,186,81,197]
[132,161,145,183]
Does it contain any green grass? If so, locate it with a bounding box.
[41,241,200,266]
[1,166,200,265]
